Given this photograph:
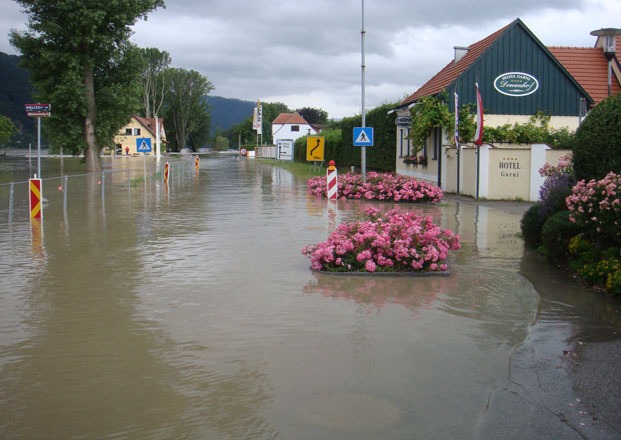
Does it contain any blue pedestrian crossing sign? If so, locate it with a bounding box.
[136,137,152,153]
[353,127,374,146]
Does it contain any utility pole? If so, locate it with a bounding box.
[360,0,366,181]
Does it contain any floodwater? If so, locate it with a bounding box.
[0,156,619,439]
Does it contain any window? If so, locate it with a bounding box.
[291,125,299,132]
[125,128,132,135]
[133,128,141,136]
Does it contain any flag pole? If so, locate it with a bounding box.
[474,81,484,200]
[454,89,460,195]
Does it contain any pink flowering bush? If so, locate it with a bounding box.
[565,172,621,295]
[306,172,443,203]
[566,171,621,247]
[538,153,573,177]
[301,207,461,273]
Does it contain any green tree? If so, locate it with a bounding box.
[212,134,229,151]
[573,94,621,181]
[10,0,164,171]
[223,101,292,148]
[163,68,214,151]
[0,115,16,147]
[226,116,255,149]
[260,102,291,145]
[139,47,171,119]
[296,107,328,125]
[187,100,211,151]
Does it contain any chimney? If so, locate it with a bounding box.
[590,28,621,60]
[454,46,469,63]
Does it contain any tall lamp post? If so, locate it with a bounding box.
[360,0,366,181]
[590,28,621,97]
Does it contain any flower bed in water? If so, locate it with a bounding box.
[306,172,443,203]
[302,208,461,274]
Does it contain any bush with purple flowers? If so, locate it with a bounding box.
[301,208,461,273]
[538,154,575,218]
[306,172,443,203]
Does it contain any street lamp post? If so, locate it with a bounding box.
[360,0,366,181]
[590,28,621,97]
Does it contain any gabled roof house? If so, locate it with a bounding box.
[271,112,319,146]
[394,18,620,200]
[113,115,166,156]
[399,18,620,122]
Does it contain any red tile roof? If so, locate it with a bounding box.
[134,115,165,137]
[401,23,510,106]
[548,46,621,104]
[272,112,309,125]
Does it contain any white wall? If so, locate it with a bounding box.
[272,123,316,145]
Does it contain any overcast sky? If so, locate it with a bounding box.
[1,0,619,119]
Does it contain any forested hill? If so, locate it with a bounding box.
[205,96,255,133]
[0,50,252,142]
[0,51,35,138]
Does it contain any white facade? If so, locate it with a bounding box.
[271,112,318,147]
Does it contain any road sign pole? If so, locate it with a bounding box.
[361,0,366,182]
[37,116,41,179]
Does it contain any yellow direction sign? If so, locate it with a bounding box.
[306,136,325,161]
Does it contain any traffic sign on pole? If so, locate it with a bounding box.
[306,136,325,161]
[136,138,152,153]
[353,127,373,146]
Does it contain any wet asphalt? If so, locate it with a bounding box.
[471,231,621,440]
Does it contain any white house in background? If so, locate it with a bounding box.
[270,112,320,161]
[271,112,319,145]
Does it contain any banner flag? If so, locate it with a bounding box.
[252,100,263,135]
[454,92,459,147]
[474,83,484,146]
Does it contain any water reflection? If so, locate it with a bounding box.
[304,272,453,315]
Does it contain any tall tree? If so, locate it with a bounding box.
[163,68,213,151]
[10,0,164,171]
[139,47,170,119]
[260,102,290,144]
[296,107,328,125]
[0,115,16,147]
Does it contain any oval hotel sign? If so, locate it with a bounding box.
[494,72,539,97]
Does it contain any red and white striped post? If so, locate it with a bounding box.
[164,162,170,187]
[327,160,338,200]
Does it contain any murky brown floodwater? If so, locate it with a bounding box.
[1,156,619,439]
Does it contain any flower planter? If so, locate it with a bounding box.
[311,268,450,276]
[302,208,461,274]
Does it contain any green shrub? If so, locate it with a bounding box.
[573,94,621,181]
[540,210,581,265]
[520,203,544,247]
[570,239,621,296]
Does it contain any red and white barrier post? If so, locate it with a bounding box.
[164,162,170,187]
[327,160,338,200]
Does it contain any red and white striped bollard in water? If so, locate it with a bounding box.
[327,160,338,200]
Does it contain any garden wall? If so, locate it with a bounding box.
[398,143,571,201]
